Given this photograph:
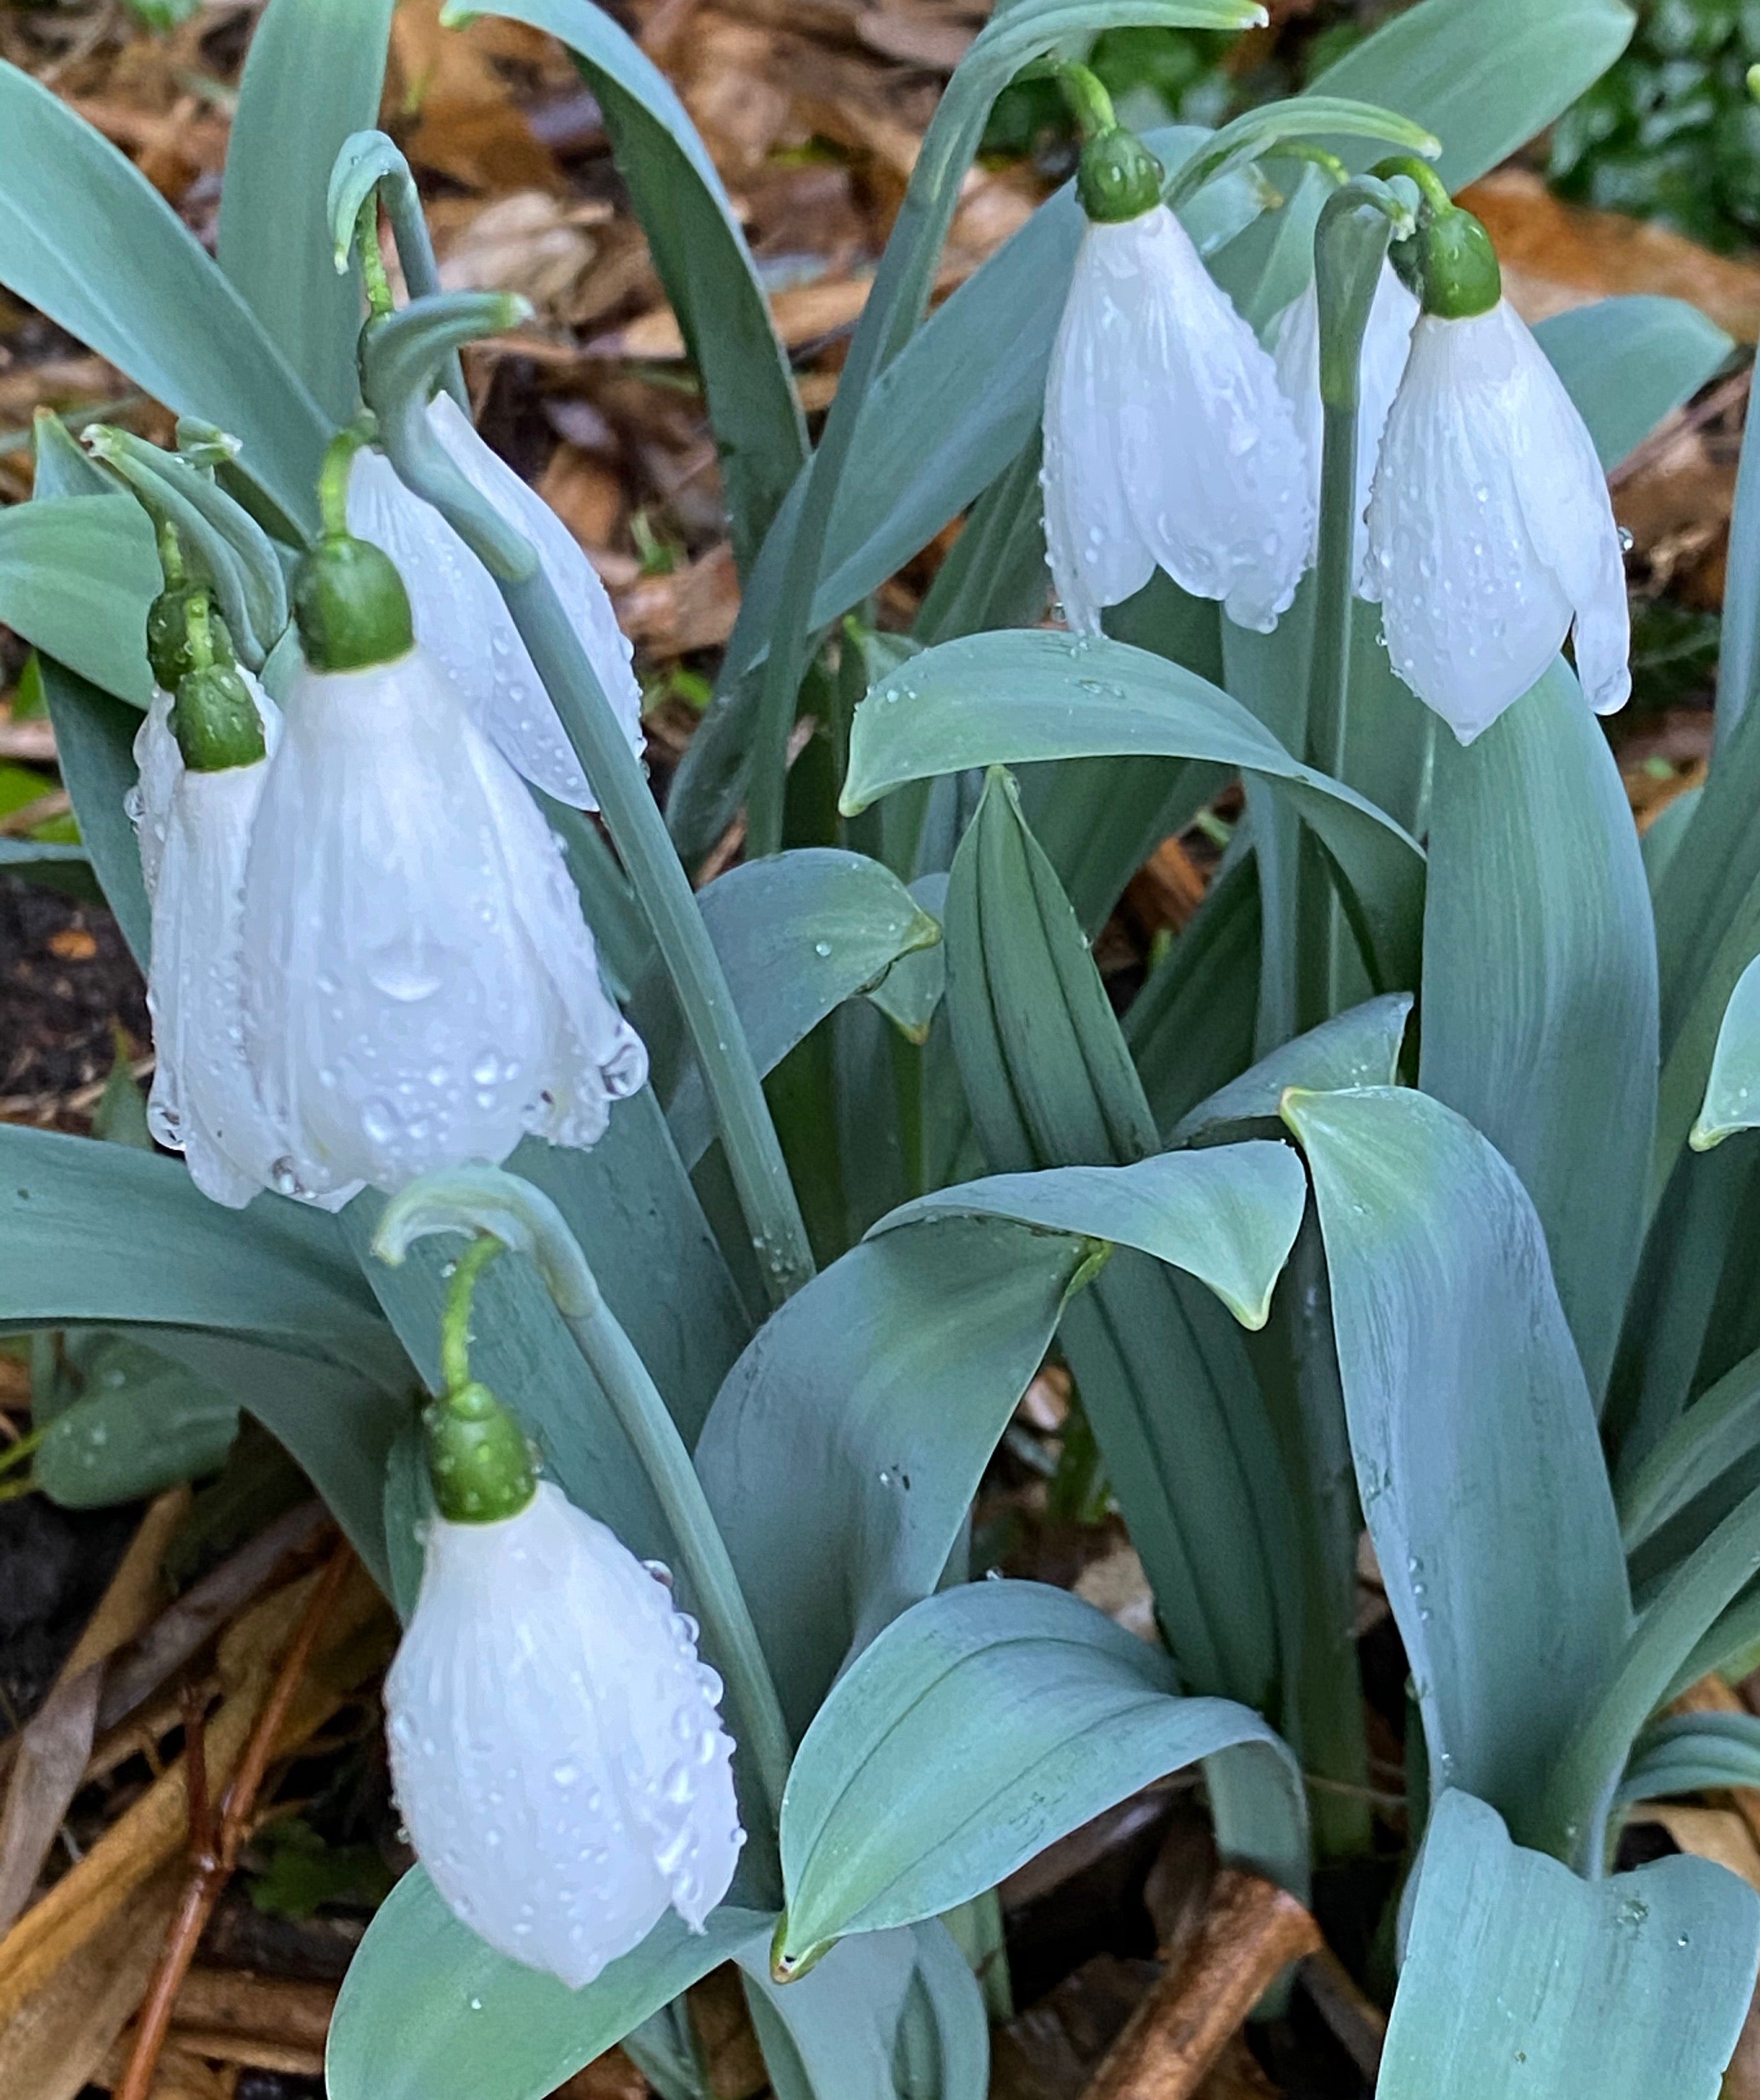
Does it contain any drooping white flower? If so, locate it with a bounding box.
[346,394,642,810]
[1042,203,1314,635]
[385,1481,744,1987]
[1272,260,1420,584]
[140,675,348,1211]
[1364,298,1631,743]
[238,644,646,1199]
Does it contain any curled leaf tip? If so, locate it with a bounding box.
[768,1916,832,1983]
[373,1163,603,1319]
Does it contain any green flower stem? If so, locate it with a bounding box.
[1298,180,1405,1032]
[0,1424,45,1479]
[1369,152,1454,221]
[1052,61,1117,142]
[155,517,185,591]
[316,421,375,541]
[439,1234,504,1394]
[361,300,814,1307]
[356,195,395,321]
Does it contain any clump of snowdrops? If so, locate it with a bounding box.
[7,1,1760,2095]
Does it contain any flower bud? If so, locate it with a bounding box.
[384,1481,745,1988]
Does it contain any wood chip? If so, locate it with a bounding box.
[617,543,742,656]
[1629,1804,1760,1895]
[1078,1871,1323,2100]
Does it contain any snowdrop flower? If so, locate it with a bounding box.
[386,1472,743,1987]
[240,521,647,1200]
[1364,189,1630,742]
[1042,117,1313,635]
[1273,259,1419,583]
[128,686,179,903]
[142,660,327,1210]
[346,393,642,809]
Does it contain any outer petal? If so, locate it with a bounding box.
[127,687,181,903]
[1367,309,1574,741]
[1273,261,1418,583]
[385,1483,743,1987]
[1498,304,1632,717]
[1102,207,1312,632]
[347,402,643,810]
[240,648,638,1194]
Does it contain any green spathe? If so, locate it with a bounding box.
[423,1380,537,1525]
[293,533,416,673]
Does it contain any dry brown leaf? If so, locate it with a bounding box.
[0,1564,390,2026]
[390,0,565,194]
[690,1962,767,2099]
[618,544,742,655]
[676,15,797,178]
[1460,169,1760,340]
[0,1863,183,2100]
[1126,838,1207,939]
[0,1488,189,1934]
[855,7,977,72]
[437,191,600,316]
[1630,1804,1760,1895]
[552,2048,650,2098]
[538,445,626,552]
[1073,1546,1158,1645]
[168,1968,334,2057]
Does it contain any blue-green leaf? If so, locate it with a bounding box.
[218,0,396,423]
[1170,993,1412,1147]
[325,1870,769,2100]
[1283,1086,1630,1847]
[37,660,151,966]
[1620,1712,1760,1806]
[0,498,157,705]
[1692,953,1760,1153]
[1379,1790,1758,2100]
[1421,664,1658,1404]
[36,1336,238,1508]
[0,61,329,527]
[843,629,1426,997]
[777,1581,1306,1958]
[1536,297,1732,473]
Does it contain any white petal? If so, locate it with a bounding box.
[347,401,643,810]
[1368,306,1586,741]
[1044,208,1313,635]
[128,687,181,903]
[240,647,640,1195]
[1272,261,1418,584]
[385,1483,744,1987]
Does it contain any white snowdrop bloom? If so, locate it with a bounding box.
[385,1481,744,1988]
[238,643,646,1199]
[126,687,181,903]
[1364,298,1631,743]
[1272,260,1420,584]
[142,676,348,1211]
[1042,203,1314,635]
[346,394,642,810]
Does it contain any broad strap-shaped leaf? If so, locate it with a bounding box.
[844,631,1424,995]
[460,0,804,573]
[1422,664,1658,1404]
[1170,993,1412,1147]
[693,1213,1092,1735]
[38,660,150,966]
[943,770,1300,1714]
[218,0,397,423]
[1620,1342,1760,1561]
[636,849,940,1168]
[36,1336,238,1510]
[1282,1086,1630,1845]
[0,61,329,527]
[777,1581,1306,1960]
[1310,0,1637,190]
[325,1870,770,2100]
[1535,297,1733,473]
[0,1122,400,1384]
[0,498,157,706]
[739,1923,988,2100]
[1379,1791,1758,2100]
[882,1146,1307,1332]
[1126,848,1261,1135]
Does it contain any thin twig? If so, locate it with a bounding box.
[113,1541,350,2100]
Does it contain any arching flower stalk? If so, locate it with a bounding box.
[1364,164,1631,742]
[383,1238,743,1987]
[346,392,643,810]
[1041,70,1313,637]
[1273,257,1420,584]
[238,429,646,1201]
